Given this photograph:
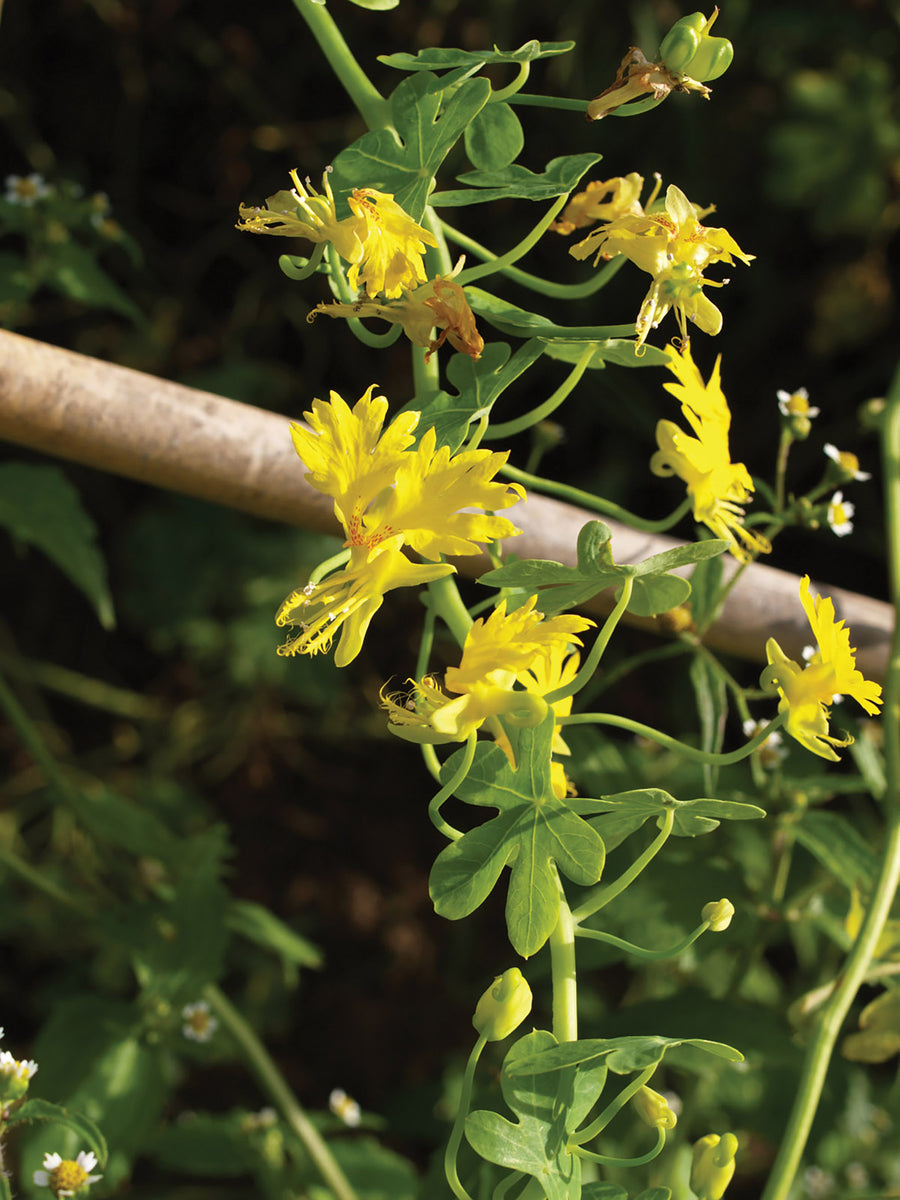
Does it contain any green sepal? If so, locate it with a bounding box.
[5,1097,109,1168]
[0,462,115,628]
[379,41,574,73]
[400,339,544,453]
[432,153,602,206]
[330,72,491,221]
[480,520,728,619]
[429,714,606,958]
[506,1033,743,1076]
[465,1029,599,1200]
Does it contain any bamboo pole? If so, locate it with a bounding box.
[0,329,892,680]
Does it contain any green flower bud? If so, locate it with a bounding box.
[632,1085,678,1130]
[691,1132,738,1200]
[702,898,735,932]
[473,968,533,1042]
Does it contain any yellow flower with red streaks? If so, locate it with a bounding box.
[277,387,523,666]
[650,343,770,562]
[382,597,593,745]
[761,576,882,761]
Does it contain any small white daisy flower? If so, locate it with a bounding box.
[743,718,787,768]
[5,173,51,205]
[329,1087,361,1127]
[0,1048,38,1083]
[824,443,871,482]
[777,387,819,419]
[827,491,855,537]
[33,1149,102,1196]
[181,1000,218,1043]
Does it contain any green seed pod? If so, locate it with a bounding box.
[473,968,533,1042]
[687,36,734,82]
[658,12,705,73]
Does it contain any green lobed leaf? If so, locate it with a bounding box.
[576,788,765,839]
[330,72,491,220]
[465,1029,596,1200]
[399,339,544,452]
[7,1099,108,1168]
[430,715,606,957]
[633,540,729,576]
[634,1189,673,1200]
[379,41,575,72]
[465,102,524,170]
[628,573,691,618]
[542,338,670,370]
[506,1034,744,1076]
[467,288,634,341]
[793,809,879,891]
[0,463,115,628]
[432,153,603,206]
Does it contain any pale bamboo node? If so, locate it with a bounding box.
[0,328,892,681]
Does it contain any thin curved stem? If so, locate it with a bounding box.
[569,1065,656,1145]
[427,732,477,842]
[490,61,530,103]
[440,219,626,299]
[485,346,593,440]
[204,984,359,1200]
[445,1035,489,1200]
[456,195,569,287]
[571,1125,666,1166]
[347,318,404,349]
[576,916,712,961]
[427,573,474,648]
[500,464,694,532]
[573,809,675,923]
[278,243,325,280]
[309,548,351,586]
[558,710,786,766]
[545,576,635,707]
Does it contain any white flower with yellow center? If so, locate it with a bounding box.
[827,491,855,537]
[181,1000,218,1043]
[33,1150,102,1197]
[824,443,871,482]
[776,387,819,419]
[5,173,50,205]
[329,1087,361,1126]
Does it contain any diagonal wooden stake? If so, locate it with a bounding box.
[0,328,891,680]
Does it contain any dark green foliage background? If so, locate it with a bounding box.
[1,1,899,1197]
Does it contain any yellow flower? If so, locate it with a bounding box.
[650,344,771,562]
[346,188,437,299]
[570,184,751,346]
[550,173,649,236]
[383,597,593,744]
[761,575,883,760]
[586,47,711,121]
[279,387,523,665]
[311,272,483,361]
[236,169,364,265]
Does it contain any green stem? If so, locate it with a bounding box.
[573,809,675,923]
[760,359,900,1200]
[505,93,589,112]
[310,547,351,585]
[445,1035,489,1200]
[203,984,359,1200]
[456,195,569,287]
[500,464,694,532]
[486,346,593,440]
[549,884,578,1042]
[427,574,473,648]
[279,243,326,280]
[287,0,390,131]
[0,650,165,720]
[0,1143,12,1200]
[428,732,477,842]
[572,1125,666,1166]
[493,1172,525,1200]
[558,711,786,766]
[490,61,531,103]
[569,1065,656,1145]
[774,428,793,514]
[441,218,626,299]
[546,576,635,707]
[576,917,712,961]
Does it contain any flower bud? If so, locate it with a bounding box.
[473,968,532,1042]
[632,1085,678,1130]
[702,898,735,932]
[691,1132,738,1200]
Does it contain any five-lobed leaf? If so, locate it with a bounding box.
[572,787,766,840]
[379,41,575,73]
[429,715,605,957]
[433,153,603,207]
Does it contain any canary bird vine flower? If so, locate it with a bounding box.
[382,596,593,744]
[570,184,751,347]
[650,343,771,562]
[277,387,523,666]
[311,262,483,360]
[761,575,883,761]
[550,173,651,236]
[237,170,436,300]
